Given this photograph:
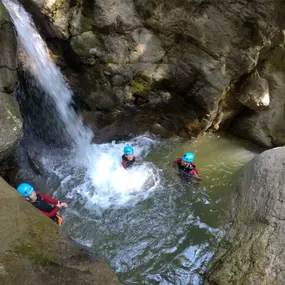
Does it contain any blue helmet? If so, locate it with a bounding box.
[182,152,195,163]
[17,183,34,197]
[124,145,134,155]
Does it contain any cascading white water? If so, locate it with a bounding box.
[2,0,93,152]
[3,0,161,208]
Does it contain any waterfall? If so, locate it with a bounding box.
[2,0,93,152]
[3,0,160,208]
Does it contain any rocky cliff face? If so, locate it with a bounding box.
[0,177,121,285]
[16,0,285,145]
[0,1,22,160]
[205,146,285,285]
[230,34,285,147]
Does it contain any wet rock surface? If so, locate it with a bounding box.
[0,93,22,161]
[0,1,22,161]
[17,0,285,145]
[205,147,285,285]
[0,177,121,285]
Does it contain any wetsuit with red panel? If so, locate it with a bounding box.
[30,191,60,223]
[176,157,199,179]
[122,155,136,169]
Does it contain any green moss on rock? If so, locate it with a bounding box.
[11,217,59,266]
[130,77,152,96]
[0,178,121,284]
[70,31,104,64]
[51,0,65,11]
[0,1,9,25]
[13,244,58,266]
[80,16,94,33]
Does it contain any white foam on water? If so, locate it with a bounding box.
[37,136,161,209]
[3,0,162,208]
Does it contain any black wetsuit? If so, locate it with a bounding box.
[122,155,136,169]
[30,192,59,222]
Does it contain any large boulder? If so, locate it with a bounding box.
[0,177,121,285]
[230,35,285,148]
[0,1,22,161]
[17,0,285,143]
[0,9,16,93]
[237,70,270,111]
[205,147,285,285]
[0,93,22,161]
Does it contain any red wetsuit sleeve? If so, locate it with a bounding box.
[189,163,199,176]
[37,192,59,204]
[172,157,181,168]
[190,168,199,176]
[122,160,127,169]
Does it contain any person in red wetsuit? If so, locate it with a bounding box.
[17,183,67,226]
[122,145,136,169]
[172,152,201,183]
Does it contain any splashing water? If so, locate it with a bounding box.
[40,136,162,209]
[3,0,161,207]
[2,0,93,151]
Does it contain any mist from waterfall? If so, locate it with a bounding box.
[3,0,161,208]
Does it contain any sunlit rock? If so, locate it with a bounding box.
[205,147,285,285]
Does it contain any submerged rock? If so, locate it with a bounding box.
[150,123,175,138]
[205,147,285,285]
[0,177,121,285]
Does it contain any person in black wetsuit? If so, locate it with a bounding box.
[122,145,136,169]
[172,152,201,183]
[17,183,67,226]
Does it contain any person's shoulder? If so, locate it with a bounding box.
[35,191,42,200]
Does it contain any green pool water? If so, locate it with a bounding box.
[57,132,262,284]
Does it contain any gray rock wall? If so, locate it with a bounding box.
[0,177,121,285]
[16,0,285,144]
[0,1,22,161]
[205,147,285,285]
[230,34,285,147]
